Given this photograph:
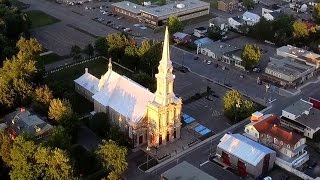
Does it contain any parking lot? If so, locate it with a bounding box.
[174,69,231,134]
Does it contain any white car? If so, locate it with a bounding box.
[207,60,212,65]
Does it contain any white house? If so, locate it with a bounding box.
[228,16,243,30]
[209,17,228,34]
[194,27,207,38]
[242,11,260,25]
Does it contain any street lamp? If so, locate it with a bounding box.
[146,146,150,170]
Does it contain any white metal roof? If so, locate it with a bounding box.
[74,72,99,94]
[218,134,275,166]
[243,11,261,21]
[91,70,155,125]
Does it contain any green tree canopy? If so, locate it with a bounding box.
[137,39,154,57]
[292,21,309,39]
[167,16,183,34]
[0,131,12,166]
[96,140,128,179]
[70,45,82,60]
[242,0,254,9]
[88,112,110,137]
[48,98,73,122]
[313,3,320,23]
[106,33,132,61]
[207,26,223,41]
[94,37,108,55]
[44,126,71,150]
[32,85,54,114]
[84,43,94,57]
[223,90,255,122]
[241,44,261,70]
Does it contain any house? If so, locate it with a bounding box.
[160,161,217,180]
[263,11,282,21]
[280,99,320,139]
[75,27,183,148]
[4,108,53,140]
[228,16,243,30]
[209,17,228,33]
[277,45,320,69]
[244,113,309,168]
[261,4,282,15]
[194,27,207,38]
[216,133,276,178]
[173,32,191,43]
[224,49,245,70]
[196,40,240,61]
[242,11,260,25]
[290,2,308,13]
[217,0,239,12]
[263,56,315,88]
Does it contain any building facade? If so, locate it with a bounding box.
[111,0,210,27]
[244,114,309,168]
[74,27,182,148]
[216,134,276,178]
[280,99,320,139]
[217,0,239,12]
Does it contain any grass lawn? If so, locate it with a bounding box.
[38,53,69,65]
[25,10,60,29]
[45,58,132,115]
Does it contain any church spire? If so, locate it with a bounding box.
[159,26,172,71]
[108,58,112,71]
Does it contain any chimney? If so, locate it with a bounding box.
[20,107,25,112]
[273,124,277,127]
[85,68,88,73]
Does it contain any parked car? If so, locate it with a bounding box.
[253,67,261,73]
[124,28,132,32]
[106,20,112,24]
[240,74,244,78]
[117,16,123,20]
[307,160,317,169]
[207,60,212,65]
[263,176,272,180]
[194,56,199,60]
[113,14,117,17]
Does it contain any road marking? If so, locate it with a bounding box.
[200,160,209,167]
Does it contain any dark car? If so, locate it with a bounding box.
[113,14,117,17]
[194,56,199,60]
[106,20,112,24]
[307,160,317,169]
[108,13,113,16]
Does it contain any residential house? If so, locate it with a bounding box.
[290,2,308,13]
[160,161,217,180]
[217,0,239,12]
[4,108,53,140]
[280,99,320,139]
[263,56,315,88]
[194,37,213,47]
[261,4,282,15]
[244,113,309,168]
[209,17,228,34]
[216,133,276,178]
[228,16,244,30]
[194,27,207,38]
[196,40,240,62]
[263,11,282,21]
[173,32,191,43]
[242,11,260,25]
[277,45,320,69]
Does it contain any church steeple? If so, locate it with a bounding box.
[155,26,175,106]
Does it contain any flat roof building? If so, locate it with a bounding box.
[160,161,217,180]
[112,0,210,26]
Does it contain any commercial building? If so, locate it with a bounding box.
[160,161,217,180]
[75,27,182,148]
[217,0,239,12]
[263,56,315,88]
[216,133,276,178]
[112,0,210,26]
[244,113,309,168]
[280,99,320,139]
[4,108,53,140]
[277,45,320,69]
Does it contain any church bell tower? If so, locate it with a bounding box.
[147,27,182,148]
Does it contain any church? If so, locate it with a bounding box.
[74,27,182,148]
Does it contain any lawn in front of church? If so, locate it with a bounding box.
[45,58,131,115]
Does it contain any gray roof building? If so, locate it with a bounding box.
[200,40,240,59]
[282,99,313,117]
[161,161,217,180]
[111,1,144,14]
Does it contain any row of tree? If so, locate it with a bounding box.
[0,1,30,63]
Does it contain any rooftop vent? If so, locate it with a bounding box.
[133,5,137,8]
[127,2,130,6]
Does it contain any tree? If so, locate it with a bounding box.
[0,131,12,166]
[106,33,132,61]
[139,42,162,77]
[48,98,73,122]
[84,43,94,57]
[94,37,108,55]
[137,39,154,57]
[9,136,38,180]
[34,147,73,180]
[241,44,261,70]
[70,45,82,60]
[96,140,128,179]
[248,18,273,41]
[223,90,255,122]
[242,0,254,10]
[313,3,320,23]
[292,21,309,39]
[88,112,110,137]
[109,126,129,147]
[44,126,71,150]
[167,16,183,34]
[132,71,155,92]
[32,85,54,114]
[207,26,223,40]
